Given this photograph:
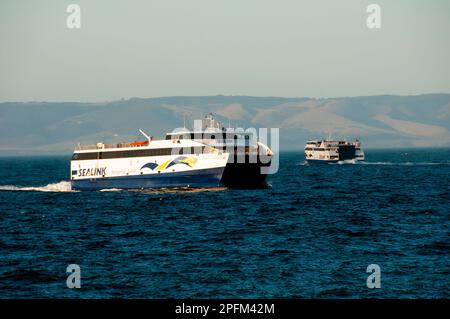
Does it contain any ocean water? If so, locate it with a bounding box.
[0,149,449,298]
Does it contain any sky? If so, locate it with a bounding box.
[0,0,449,102]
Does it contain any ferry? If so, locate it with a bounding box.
[165,114,273,188]
[304,139,364,164]
[70,130,229,190]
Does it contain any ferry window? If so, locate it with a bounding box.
[102,151,115,159]
[171,148,182,155]
[71,147,194,160]
[72,152,99,160]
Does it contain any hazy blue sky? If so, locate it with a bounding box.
[1,0,449,102]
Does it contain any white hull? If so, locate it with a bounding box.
[305,139,364,163]
[71,140,229,190]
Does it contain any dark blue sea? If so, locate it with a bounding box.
[0,149,449,298]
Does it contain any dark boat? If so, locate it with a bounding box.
[165,114,273,188]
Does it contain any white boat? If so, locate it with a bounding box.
[304,139,364,164]
[70,130,229,190]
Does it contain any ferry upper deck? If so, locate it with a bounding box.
[72,138,222,161]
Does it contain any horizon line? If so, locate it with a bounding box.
[1,92,450,105]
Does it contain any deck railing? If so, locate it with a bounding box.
[74,142,148,151]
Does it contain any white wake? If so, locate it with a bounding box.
[336,159,357,165]
[0,181,74,192]
[298,160,449,166]
[360,161,449,166]
[99,188,122,192]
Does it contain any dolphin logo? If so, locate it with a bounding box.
[140,156,197,173]
[166,156,197,169]
[140,162,158,171]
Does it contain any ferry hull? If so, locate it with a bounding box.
[220,155,272,188]
[71,167,225,191]
[306,159,339,164]
[306,159,363,164]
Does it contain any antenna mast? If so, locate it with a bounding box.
[139,129,152,142]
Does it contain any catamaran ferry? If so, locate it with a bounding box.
[70,130,229,190]
[304,139,365,164]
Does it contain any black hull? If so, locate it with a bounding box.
[338,145,356,160]
[220,155,272,188]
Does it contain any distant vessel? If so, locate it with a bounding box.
[304,139,364,163]
[70,130,229,190]
[165,114,273,187]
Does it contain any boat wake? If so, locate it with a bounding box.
[0,181,74,192]
[299,160,449,166]
[134,186,228,194]
[0,182,228,193]
[360,162,450,166]
[99,188,122,192]
[336,159,358,165]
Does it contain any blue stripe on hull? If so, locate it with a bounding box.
[71,167,224,191]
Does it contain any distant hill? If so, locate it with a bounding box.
[1,94,449,155]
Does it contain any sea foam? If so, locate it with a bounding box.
[0,181,73,192]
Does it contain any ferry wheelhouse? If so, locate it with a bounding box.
[165,114,273,187]
[70,130,229,190]
[304,139,364,163]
